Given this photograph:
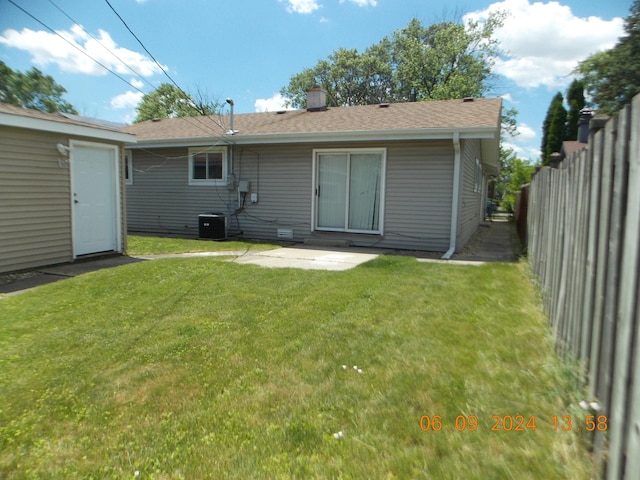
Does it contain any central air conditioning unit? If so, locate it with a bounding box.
[198,213,227,240]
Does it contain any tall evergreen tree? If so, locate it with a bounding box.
[540,92,567,165]
[566,79,585,141]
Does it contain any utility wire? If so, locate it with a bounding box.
[9,0,228,138]
[103,0,177,92]
[103,0,229,135]
[7,0,145,96]
[46,0,157,92]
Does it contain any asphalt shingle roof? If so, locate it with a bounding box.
[122,97,502,143]
[0,102,125,133]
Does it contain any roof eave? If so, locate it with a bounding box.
[127,127,499,149]
[0,112,137,144]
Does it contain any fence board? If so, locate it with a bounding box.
[589,116,616,400]
[608,94,640,480]
[526,93,640,479]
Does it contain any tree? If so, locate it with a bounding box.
[388,16,502,102]
[134,83,221,123]
[565,79,585,141]
[282,46,393,109]
[576,0,640,114]
[281,14,503,108]
[496,148,535,212]
[540,92,567,165]
[0,61,77,114]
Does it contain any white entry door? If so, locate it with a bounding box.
[71,142,120,257]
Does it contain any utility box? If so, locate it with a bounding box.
[198,213,227,240]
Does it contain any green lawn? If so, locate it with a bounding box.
[126,235,280,255]
[0,243,592,479]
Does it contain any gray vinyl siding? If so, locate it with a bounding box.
[126,148,238,236]
[457,139,484,249]
[0,126,72,273]
[128,140,455,252]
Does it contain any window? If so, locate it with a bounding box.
[313,148,385,234]
[124,149,133,185]
[188,147,227,185]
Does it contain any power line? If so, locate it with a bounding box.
[8,0,228,138]
[103,0,194,111]
[7,0,145,96]
[46,0,156,92]
[102,0,229,135]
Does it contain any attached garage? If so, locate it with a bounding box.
[0,103,136,274]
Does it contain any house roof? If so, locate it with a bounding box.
[123,97,502,172]
[123,97,502,145]
[0,102,136,143]
[561,140,588,159]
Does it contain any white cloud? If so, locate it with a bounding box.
[254,93,296,112]
[130,78,144,89]
[282,0,320,14]
[464,0,624,89]
[500,93,515,103]
[0,25,165,77]
[514,123,536,142]
[110,90,144,109]
[340,0,377,6]
[503,140,541,160]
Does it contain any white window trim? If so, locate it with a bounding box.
[188,146,227,186]
[311,147,386,235]
[124,149,133,185]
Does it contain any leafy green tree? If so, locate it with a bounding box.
[388,16,502,102]
[134,83,221,123]
[282,46,394,108]
[0,61,77,114]
[496,148,536,211]
[281,14,503,108]
[576,0,640,114]
[540,92,567,165]
[565,79,585,141]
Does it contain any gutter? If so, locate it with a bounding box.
[0,112,137,144]
[442,131,461,260]
[124,127,497,150]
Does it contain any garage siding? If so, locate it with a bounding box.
[0,127,73,273]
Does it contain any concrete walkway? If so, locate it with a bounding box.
[452,219,522,263]
[230,247,379,271]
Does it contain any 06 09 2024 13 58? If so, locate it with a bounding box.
[419,414,608,432]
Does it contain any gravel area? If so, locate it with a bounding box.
[0,271,40,286]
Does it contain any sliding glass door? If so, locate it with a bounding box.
[315,149,385,234]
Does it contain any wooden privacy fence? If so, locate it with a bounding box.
[527,94,640,480]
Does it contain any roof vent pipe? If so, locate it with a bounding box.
[226,98,237,135]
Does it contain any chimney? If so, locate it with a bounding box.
[577,108,593,143]
[306,87,327,112]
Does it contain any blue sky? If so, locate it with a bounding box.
[0,0,631,160]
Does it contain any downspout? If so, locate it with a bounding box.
[442,132,461,259]
[225,98,236,191]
